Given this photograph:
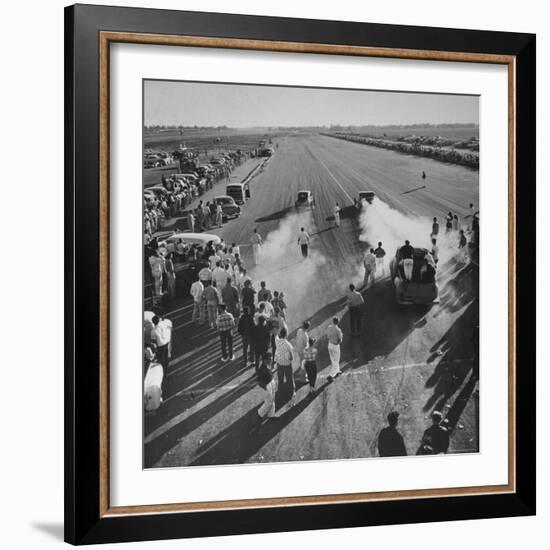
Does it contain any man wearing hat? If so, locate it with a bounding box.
[377,411,407,457]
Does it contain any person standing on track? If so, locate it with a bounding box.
[326,317,343,381]
[216,304,235,362]
[346,283,364,336]
[374,242,386,277]
[431,217,440,238]
[237,306,256,367]
[190,275,205,326]
[251,228,263,265]
[400,240,414,281]
[274,327,295,406]
[203,282,220,329]
[431,238,439,265]
[363,248,376,288]
[298,227,310,259]
[302,337,318,396]
[334,203,341,227]
[151,314,173,372]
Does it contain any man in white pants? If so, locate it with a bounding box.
[400,240,414,281]
[326,317,343,381]
[251,228,263,265]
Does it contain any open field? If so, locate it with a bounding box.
[345,125,479,141]
[145,134,479,468]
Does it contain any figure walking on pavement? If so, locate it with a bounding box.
[298,227,310,259]
[237,306,256,367]
[275,327,295,406]
[326,317,343,381]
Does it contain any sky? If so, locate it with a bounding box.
[144,80,478,128]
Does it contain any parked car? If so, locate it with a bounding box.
[389,246,439,305]
[295,190,315,208]
[213,195,241,219]
[163,232,222,254]
[145,186,170,199]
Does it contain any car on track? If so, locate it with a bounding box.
[226,183,250,205]
[359,191,376,204]
[389,246,439,305]
[213,195,242,219]
[295,190,315,208]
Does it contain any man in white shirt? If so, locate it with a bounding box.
[189,276,205,325]
[151,314,173,371]
[363,248,377,289]
[212,261,228,291]
[334,203,341,227]
[297,227,310,259]
[209,252,221,270]
[326,317,343,380]
[148,251,164,297]
[250,229,262,265]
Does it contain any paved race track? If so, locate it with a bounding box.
[144,134,479,468]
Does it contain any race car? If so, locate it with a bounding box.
[389,246,439,305]
[295,190,315,208]
[358,191,376,204]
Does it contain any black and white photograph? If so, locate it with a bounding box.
[142,79,480,468]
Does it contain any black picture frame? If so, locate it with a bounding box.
[65,3,536,545]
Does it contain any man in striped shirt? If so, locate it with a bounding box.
[274,327,295,406]
[216,304,235,362]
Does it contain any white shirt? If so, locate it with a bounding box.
[209,254,221,269]
[213,266,228,288]
[251,233,262,246]
[153,319,172,347]
[190,280,204,302]
[364,252,376,269]
[298,232,310,245]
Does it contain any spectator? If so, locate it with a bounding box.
[347,283,364,335]
[189,275,205,326]
[294,321,310,375]
[251,229,263,265]
[203,282,220,329]
[209,250,221,270]
[241,279,256,315]
[215,202,223,228]
[302,337,318,396]
[164,252,176,299]
[374,242,386,277]
[271,291,287,319]
[253,315,272,371]
[431,238,439,265]
[221,277,240,318]
[334,203,341,227]
[198,264,212,286]
[418,411,450,455]
[268,307,287,358]
[257,281,273,303]
[378,411,407,457]
[212,261,227,289]
[363,248,376,288]
[326,317,343,381]
[274,327,295,406]
[216,304,235,362]
[148,250,164,297]
[151,314,172,372]
[237,306,256,366]
[257,352,277,421]
[187,211,195,233]
[431,217,439,237]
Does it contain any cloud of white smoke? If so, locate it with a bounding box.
[249,211,327,330]
[358,198,460,267]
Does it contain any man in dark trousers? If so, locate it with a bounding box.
[418,411,450,455]
[378,411,407,457]
[237,306,255,367]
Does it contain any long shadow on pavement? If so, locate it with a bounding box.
[189,382,331,466]
[144,373,258,467]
